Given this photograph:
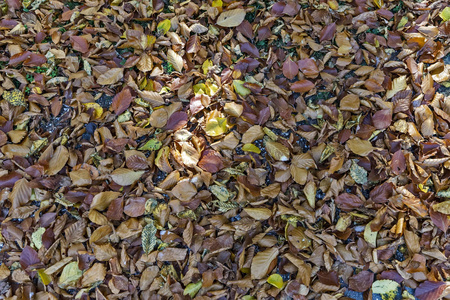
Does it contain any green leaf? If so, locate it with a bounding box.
[267,274,284,289]
[233,80,251,97]
[139,138,162,151]
[142,220,157,254]
[242,143,261,154]
[350,160,368,185]
[37,269,52,285]
[183,280,202,297]
[242,296,256,300]
[440,7,450,22]
[157,19,171,35]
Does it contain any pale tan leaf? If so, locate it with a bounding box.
[347,138,374,156]
[251,247,278,279]
[110,168,144,186]
[167,49,183,72]
[172,180,197,201]
[243,208,272,220]
[81,263,106,288]
[216,8,246,27]
[138,90,165,107]
[97,68,123,85]
[266,140,290,161]
[386,75,407,99]
[137,53,153,72]
[47,145,69,175]
[9,178,32,209]
[91,191,121,211]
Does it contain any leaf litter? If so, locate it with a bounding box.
[0,0,450,299]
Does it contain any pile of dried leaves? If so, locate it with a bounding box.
[1,0,450,299]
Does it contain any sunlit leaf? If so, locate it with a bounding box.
[267,274,284,289]
[139,139,162,151]
[157,19,171,35]
[183,280,202,297]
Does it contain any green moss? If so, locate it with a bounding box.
[163,61,174,74]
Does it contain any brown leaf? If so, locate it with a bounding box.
[320,23,336,42]
[298,58,319,78]
[46,146,68,175]
[251,248,278,279]
[335,193,364,211]
[97,68,123,85]
[198,149,225,173]
[70,36,89,53]
[165,111,188,131]
[415,281,448,300]
[283,57,298,80]
[372,109,392,130]
[291,80,315,93]
[111,88,133,115]
[391,150,406,175]
[348,271,374,292]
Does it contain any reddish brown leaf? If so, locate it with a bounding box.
[298,58,319,78]
[430,206,450,233]
[348,271,374,292]
[320,23,336,42]
[370,182,394,203]
[240,42,260,58]
[111,88,133,115]
[20,246,41,270]
[186,34,201,54]
[8,51,31,66]
[165,111,188,131]
[415,281,447,300]
[291,80,315,93]
[372,109,392,130]
[70,36,89,53]
[283,57,299,80]
[335,193,364,211]
[198,149,225,173]
[391,150,406,175]
[24,53,47,67]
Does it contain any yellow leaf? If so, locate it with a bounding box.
[267,274,284,289]
[242,143,261,154]
[38,269,52,285]
[83,103,103,119]
[193,83,206,95]
[202,59,213,74]
[3,89,25,106]
[327,0,339,10]
[205,111,228,137]
[303,181,316,208]
[212,0,222,8]
[233,80,251,97]
[364,221,377,248]
[157,19,171,35]
[373,0,383,9]
[347,138,374,156]
[440,7,450,22]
